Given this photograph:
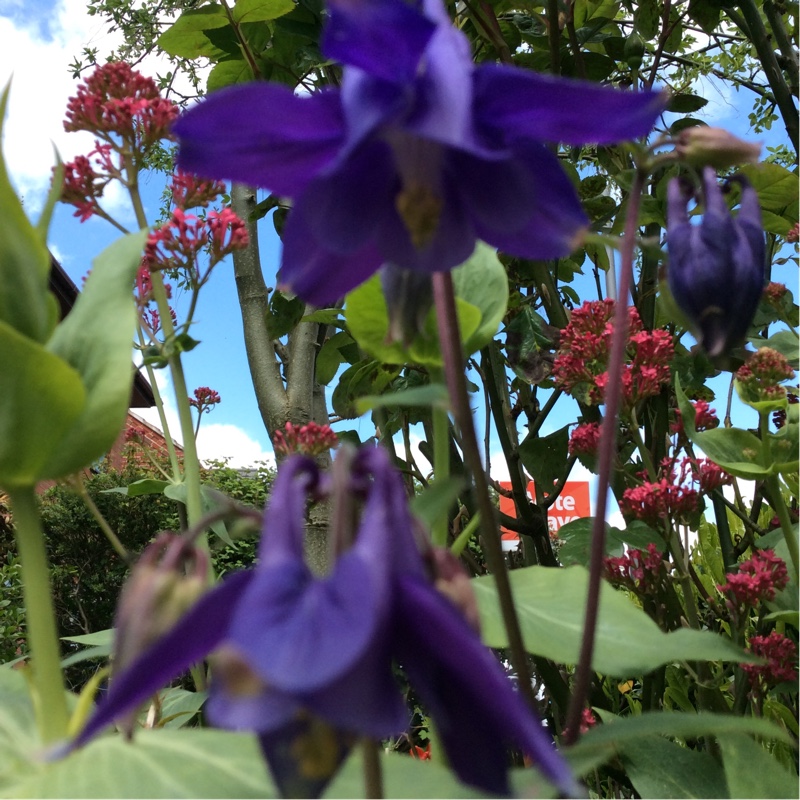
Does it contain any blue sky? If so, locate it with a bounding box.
[1,0,795,481]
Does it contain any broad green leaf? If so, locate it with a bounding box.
[207,58,254,92]
[565,711,795,778]
[355,384,450,415]
[752,330,800,369]
[450,243,509,355]
[668,95,709,114]
[557,519,663,568]
[0,669,39,792]
[474,565,753,675]
[688,0,721,33]
[325,749,490,798]
[41,231,149,480]
[157,688,207,729]
[411,477,466,529]
[518,425,569,493]
[675,376,771,478]
[331,358,402,419]
[622,736,728,799]
[0,321,85,489]
[164,483,235,545]
[633,0,659,38]
[0,84,55,344]
[233,0,295,23]
[157,5,231,59]
[719,733,799,799]
[265,289,305,340]
[4,729,276,798]
[738,163,799,211]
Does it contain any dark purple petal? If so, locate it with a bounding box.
[73,571,254,749]
[456,143,588,259]
[473,64,666,146]
[301,140,398,254]
[394,576,580,798]
[322,0,435,84]
[259,717,355,799]
[174,84,346,198]
[341,70,412,149]
[278,197,385,305]
[257,456,317,568]
[229,554,386,693]
[207,678,299,733]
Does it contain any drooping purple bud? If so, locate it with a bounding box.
[666,167,765,357]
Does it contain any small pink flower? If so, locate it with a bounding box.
[273,421,339,457]
[741,631,797,686]
[604,542,666,594]
[568,422,602,457]
[189,386,222,412]
[736,347,796,403]
[718,548,789,608]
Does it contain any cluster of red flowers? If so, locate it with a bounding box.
[568,422,602,457]
[189,386,222,413]
[604,542,666,594]
[787,222,799,243]
[671,398,719,436]
[717,548,789,608]
[272,421,339,457]
[736,347,796,404]
[741,631,797,687]
[169,170,226,210]
[64,61,178,147]
[763,281,788,307]
[552,300,673,408]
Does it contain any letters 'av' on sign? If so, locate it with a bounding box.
[498,481,591,544]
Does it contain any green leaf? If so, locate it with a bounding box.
[331,359,401,420]
[41,231,149,480]
[355,384,450,415]
[157,5,231,59]
[157,688,207,729]
[325,749,489,798]
[0,320,85,489]
[518,425,569,493]
[688,0,721,34]
[474,565,753,675]
[719,733,799,799]
[411,477,466,529]
[265,289,305,340]
[207,58,255,92]
[164,484,235,545]
[61,630,113,647]
[633,0,659,39]
[233,0,295,23]
[450,242,509,355]
[566,711,795,778]
[675,376,771,478]
[0,669,39,792]
[0,83,55,345]
[738,163,799,211]
[103,478,173,497]
[622,736,729,799]
[668,94,709,114]
[5,729,276,798]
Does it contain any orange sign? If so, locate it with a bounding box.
[498,481,591,541]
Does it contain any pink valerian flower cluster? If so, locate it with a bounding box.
[142,207,249,277]
[717,548,789,608]
[552,300,673,408]
[736,347,796,403]
[787,222,799,243]
[568,422,601,457]
[134,265,175,335]
[671,399,720,436]
[604,543,666,595]
[169,170,226,210]
[64,61,178,148]
[189,386,221,414]
[272,421,339,458]
[763,281,788,307]
[60,143,119,221]
[741,631,798,687]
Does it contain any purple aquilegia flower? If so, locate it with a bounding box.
[70,447,579,798]
[173,0,665,306]
[666,167,765,357]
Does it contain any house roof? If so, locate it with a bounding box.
[48,255,156,408]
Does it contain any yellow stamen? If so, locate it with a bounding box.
[395,182,442,249]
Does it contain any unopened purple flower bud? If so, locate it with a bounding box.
[666,168,765,357]
[112,532,209,734]
[675,127,761,169]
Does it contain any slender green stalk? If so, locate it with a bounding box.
[430,368,451,547]
[765,474,799,579]
[432,272,537,710]
[67,476,130,563]
[362,738,384,799]
[629,407,657,481]
[8,487,70,743]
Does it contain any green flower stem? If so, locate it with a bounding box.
[430,367,451,547]
[432,272,537,710]
[563,165,646,745]
[629,406,657,481]
[766,474,799,579]
[8,487,70,743]
[67,476,130,563]
[361,738,384,799]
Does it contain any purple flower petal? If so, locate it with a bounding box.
[455,143,588,259]
[322,0,435,84]
[394,575,580,797]
[278,196,385,305]
[473,64,666,146]
[300,140,398,254]
[174,84,346,197]
[73,571,254,748]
